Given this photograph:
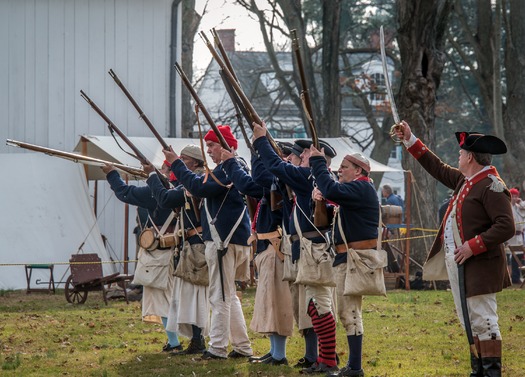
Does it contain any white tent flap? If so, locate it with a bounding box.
[0,154,113,290]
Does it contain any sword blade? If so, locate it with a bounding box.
[380,26,400,125]
[458,263,478,357]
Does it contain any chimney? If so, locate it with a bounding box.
[215,29,236,52]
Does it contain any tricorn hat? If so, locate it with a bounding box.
[455,132,507,155]
[277,141,294,157]
[289,139,307,157]
[296,139,337,158]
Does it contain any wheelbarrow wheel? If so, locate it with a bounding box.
[65,275,88,304]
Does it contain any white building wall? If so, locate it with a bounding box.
[1,0,175,272]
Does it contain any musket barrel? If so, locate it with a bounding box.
[174,62,231,152]
[108,69,170,150]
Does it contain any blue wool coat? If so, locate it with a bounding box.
[222,156,283,253]
[171,159,251,246]
[310,156,379,266]
[146,173,203,245]
[106,170,173,227]
[253,136,325,261]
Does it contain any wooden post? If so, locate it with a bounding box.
[404,171,412,290]
[124,176,129,274]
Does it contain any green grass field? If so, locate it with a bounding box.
[0,287,523,376]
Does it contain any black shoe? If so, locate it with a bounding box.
[249,352,272,363]
[295,357,316,368]
[300,362,338,374]
[327,366,364,377]
[162,342,183,352]
[200,350,227,360]
[260,357,288,366]
[172,337,206,355]
[228,350,252,358]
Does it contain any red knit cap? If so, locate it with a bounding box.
[510,188,519,196]
[204,125,238,149]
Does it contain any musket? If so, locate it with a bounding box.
[80,90,170,189]
[174,63,231,152]
[199,30,282,157]
[6,139,147,179]
[219,70,255,154]
[291,29,319,149]
[291,29,328,228]
[108,69,169,150]
[108,69,202,220]
[379,26,402,142]
[174,64,233,302]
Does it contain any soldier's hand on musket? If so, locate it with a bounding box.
[162,146,179,164]
[312,187,325,202]
[309,145,325,158]
[393,120,412,141]
[141,161,155,175]
[454,241,474,265]
[220,148,235,162]
[252,121,267,140]
[101,163,116,174]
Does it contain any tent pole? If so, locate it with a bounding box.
[404,171,412,290]
[124,176,129,274]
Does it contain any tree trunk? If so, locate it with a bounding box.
[396,0,453,264]
[320,0,342,137]
[503,0,525,188]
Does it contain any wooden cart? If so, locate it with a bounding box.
[64,253,133,305]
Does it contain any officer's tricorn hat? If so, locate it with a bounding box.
[296,139,337,158]
[455,132,507,155]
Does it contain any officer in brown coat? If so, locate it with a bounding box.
[394,121,513,377]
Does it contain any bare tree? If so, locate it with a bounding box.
[448,0,525,187]
[396,0,453,262]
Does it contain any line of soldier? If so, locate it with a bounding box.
[102,119,512,377]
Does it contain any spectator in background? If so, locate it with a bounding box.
[381,184,404,208]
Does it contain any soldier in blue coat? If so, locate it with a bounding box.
[310,147,379,377]
[221,147,294,366]
[252,121,339,374]
[163,125,253,360]
[101,162,181,353]
[143,145,210,355]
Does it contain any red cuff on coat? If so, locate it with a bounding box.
[468,235,487,255]
[407,139,428,160]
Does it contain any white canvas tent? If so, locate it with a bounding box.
[0,153,113,290]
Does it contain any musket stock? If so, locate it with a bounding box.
[290,29,328,227]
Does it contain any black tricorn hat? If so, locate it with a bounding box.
[296,139,337,158]
[455,132,507,155]
[277,141,294,157]
[287,139,307,157]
